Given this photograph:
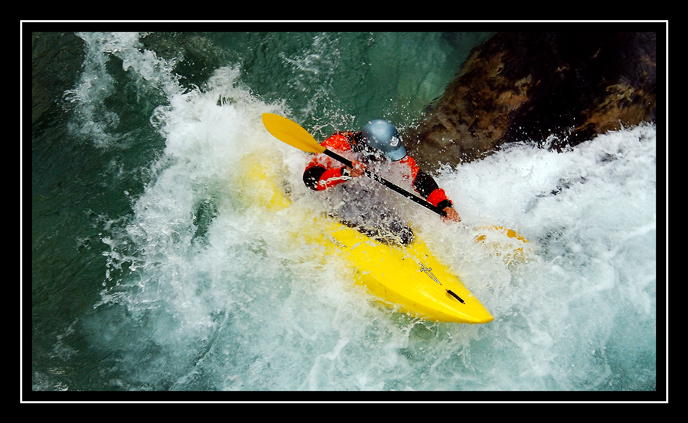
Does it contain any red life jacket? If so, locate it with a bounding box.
[303,132,452,209]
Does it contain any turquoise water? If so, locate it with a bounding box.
[28,31,661,399]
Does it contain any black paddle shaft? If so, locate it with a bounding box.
[323,149,447,217]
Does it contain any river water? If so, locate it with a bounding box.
[27,30,663,401]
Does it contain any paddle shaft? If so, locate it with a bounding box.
[260,113,447,217]
[323,149,447,217]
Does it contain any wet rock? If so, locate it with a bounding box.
[404,32,657,170]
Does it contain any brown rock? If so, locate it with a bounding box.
[404,32,657,170]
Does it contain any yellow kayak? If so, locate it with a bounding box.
[329,222,494,323]
[238,153,494,324]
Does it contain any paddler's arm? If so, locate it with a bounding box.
[414,170,461,223]
[442,206,461,222]
[303,159,366,191]
[342,159,365,178]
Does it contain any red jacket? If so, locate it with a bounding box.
[303,132,453,209]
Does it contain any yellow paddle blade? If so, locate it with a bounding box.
[475,225,528,244]
[475,225,530,265]
[261,113,326,154]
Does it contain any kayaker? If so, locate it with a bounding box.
[303,119,461,244]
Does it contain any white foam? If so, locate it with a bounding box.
[87,33,657,392]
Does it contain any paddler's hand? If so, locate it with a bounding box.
[443,207,461,223]
[346,160,366,178]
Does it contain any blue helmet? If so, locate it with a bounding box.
[361,119,407,161]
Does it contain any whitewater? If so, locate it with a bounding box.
[28,31,662,398]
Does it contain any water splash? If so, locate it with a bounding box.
[34,32,658,394]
